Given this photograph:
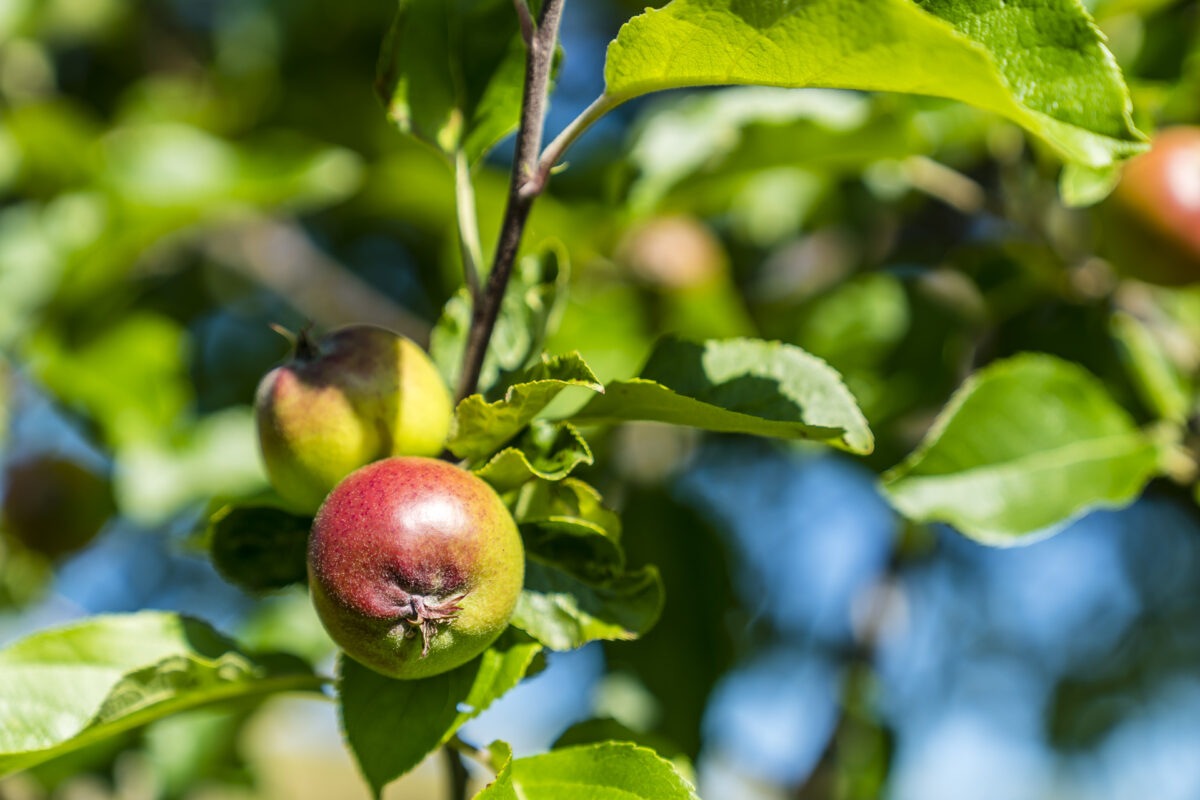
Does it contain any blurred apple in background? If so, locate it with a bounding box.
[2,455,116,558]
[1100,126,1200,285]
[617,215,726,291]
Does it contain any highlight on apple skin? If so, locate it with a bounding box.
[307,456,525,680]
[254,325,453,514]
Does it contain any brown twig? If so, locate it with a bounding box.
[456,0,567,401]
[207,217,430,344]
[444,745,470,800]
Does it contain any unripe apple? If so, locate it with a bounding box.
[617,215,725,291]
[2,456,115,558]
[255,325,453,513]
[1100,126,1200,285]
[308,457,524,680]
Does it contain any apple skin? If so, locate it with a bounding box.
[1101,126,1200,285]
[255,326,453,514]
[308,457,524,680]
[2,456,116,558]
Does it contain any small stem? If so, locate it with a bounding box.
[447,734,496,771]
[456,0,567,400]
[454,149,484,302]
[444,746,470,800]
[524,94,620,199]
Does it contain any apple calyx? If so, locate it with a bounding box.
[396,591,469,658]
[292,325,320,361]
[268,323,320,361]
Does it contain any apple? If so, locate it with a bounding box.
[2,456,115,557]
[255,325,453,513]
[1101,126,1200,285]
[307,457,524,680]
[617,215,725,291]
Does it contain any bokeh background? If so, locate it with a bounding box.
[3,0,1200,798]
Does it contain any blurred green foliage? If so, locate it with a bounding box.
[2,0,1200,797]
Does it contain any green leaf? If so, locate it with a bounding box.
[1110,311,1191,424]
[604,0,1145,168]
[475,741,699,800]
[572,337,873,454]
[1060,162,1122,207]
[115,406,268,525]
[795,273,911,369]
[1089,0,1178,19]
[512,560,664,651]
[430,286,474,390]
[105,125,362,211]
[340,632,543,797]
[431,247,570,395]
[203,498,312,593]
[553,719,695,783]
[27,313,191,449]
[0,612,322,777]
[627,87,885,212]
[882,353,1160,544]
[375,0,526,162]
[450,353,603,462]
[555,718,688,759]
[0,535,53,610]
[474,741,517,799]
[513,479,624,572]
[0,357,10,451]
[474,420,594,492]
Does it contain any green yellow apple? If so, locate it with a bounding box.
[255,325,453,513]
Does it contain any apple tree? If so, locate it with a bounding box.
[2,0,1199,797]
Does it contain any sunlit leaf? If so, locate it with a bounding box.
[882,353,1160,544]
[475,741,699,799]
[0,612,322,777]
[450,353,603,462]
[605,0,1145,168]
[573,337,873,454]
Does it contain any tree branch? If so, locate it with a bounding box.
[512,0,535,45]
[206,217,430,344]
[523,93,619,199]
[444,745,470,800]
[456,0,567,400]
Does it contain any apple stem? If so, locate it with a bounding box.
[293,324,319,360]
